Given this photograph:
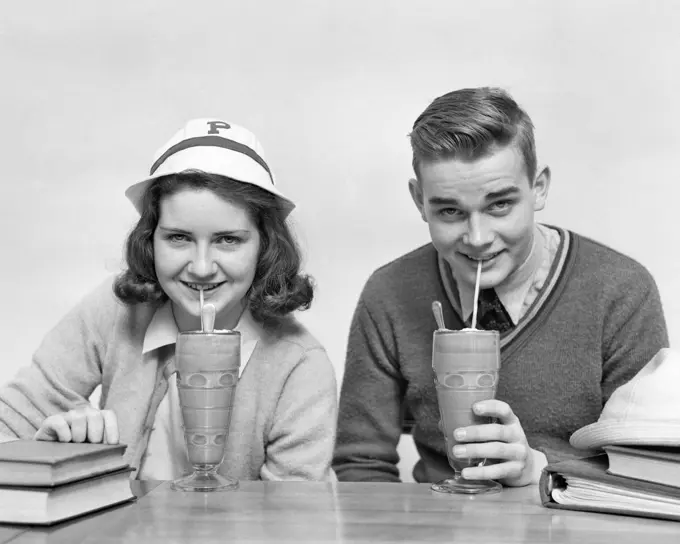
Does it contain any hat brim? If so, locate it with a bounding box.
[125,175,295,219]
[124,146,296,218]
[569,421,680,450]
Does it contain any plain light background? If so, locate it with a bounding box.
[1,1,678,479]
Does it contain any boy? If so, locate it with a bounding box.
[333,87,668,486]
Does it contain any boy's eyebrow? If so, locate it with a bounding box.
[428,196,461,206]
[428,187,520,206]
[484,187,520,200]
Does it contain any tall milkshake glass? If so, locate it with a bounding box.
[431,328,502,494]
[171,329,241,492]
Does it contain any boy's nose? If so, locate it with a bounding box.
[462,214,493,247]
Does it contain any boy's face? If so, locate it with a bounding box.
[409,144,550,289]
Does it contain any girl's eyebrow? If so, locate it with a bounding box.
[158,226,189,233]
[157,226,250,236]
[213,230,250,237]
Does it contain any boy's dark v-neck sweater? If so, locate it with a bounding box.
[333,227,669,483]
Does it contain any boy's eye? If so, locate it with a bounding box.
[439,208,462,217]
[489,200,513,212]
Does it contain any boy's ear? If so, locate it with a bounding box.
[532,165,551,211]
[409,178,427,222]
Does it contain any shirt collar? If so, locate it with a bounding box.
[142,302,178,354]
[457,225,546,325]
[143,302,260,377]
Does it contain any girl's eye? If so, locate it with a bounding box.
[167,233,189,243]
[216,235,240,245]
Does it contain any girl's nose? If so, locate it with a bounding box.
[187,248,217,278]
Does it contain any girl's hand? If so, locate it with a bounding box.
[34,406,119,444]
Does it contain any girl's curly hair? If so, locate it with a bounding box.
[113,170,314,323]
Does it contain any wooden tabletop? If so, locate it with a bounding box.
[1,480,678,543]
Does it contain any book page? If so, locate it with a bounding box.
[552,476,680,516]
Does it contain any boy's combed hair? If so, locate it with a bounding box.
[113,170,314,323]
[409,87,537,182]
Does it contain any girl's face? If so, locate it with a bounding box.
[153,188,261,331]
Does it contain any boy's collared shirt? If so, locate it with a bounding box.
[137,302,260,480]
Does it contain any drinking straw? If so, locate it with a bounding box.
[202,304,216,333]
[199,287,205,332]
[470,260,482,329]
[431,301,446,330]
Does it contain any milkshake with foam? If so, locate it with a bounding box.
[431,327,502,493]
[175,330,241,468]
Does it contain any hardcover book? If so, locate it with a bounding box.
[0,467,135,525]
[0,440,128,487]
[604,445,680,488]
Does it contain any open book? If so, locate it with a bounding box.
[539,454,680,522]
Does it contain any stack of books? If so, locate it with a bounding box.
[540,445,680,522]
[0,440,135,526]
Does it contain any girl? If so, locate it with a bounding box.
[0,119,337,481]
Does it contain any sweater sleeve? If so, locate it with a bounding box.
[531,434,597,464]
[0,282,111,440]
[260,347,338,482]
[333,283,405,482]
[600,265,669,404]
